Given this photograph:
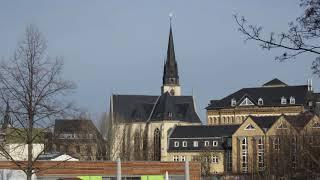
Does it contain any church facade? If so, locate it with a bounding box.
[109,24,201,161]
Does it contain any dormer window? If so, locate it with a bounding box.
[182,141,187,147]
[231,98,237,106]
[174,141,179,147]
[258,98,263,106]
[290,96,295,104]
[240,98,254,106]
[281,97,287,105]
[168,112,173,117]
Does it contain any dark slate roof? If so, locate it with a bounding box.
[285,112,314,129]
[249,116,280,130]
[206,81,309,110]
[112,93,201,123]
[54,119,98,134]
[263,78,288,87]
[170,125,240,139]
[112,95,158,122]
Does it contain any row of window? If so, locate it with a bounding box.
[208,116,246,125]
[174,140,218,148]
[173,155,186,162]
[176,155,220,163]
[230,96,296,107]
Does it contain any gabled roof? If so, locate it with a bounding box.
[249,115,280,130]
[112,93,201,123]
[263,78,288,87]
[54,119,98,134]
[285,112,315,129]
[169,125,240,139]
[206,79,309,110]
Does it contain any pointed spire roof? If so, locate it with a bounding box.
[163,23,179,86]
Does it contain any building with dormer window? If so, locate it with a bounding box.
[206,78,320,125]
[167,125,239,174]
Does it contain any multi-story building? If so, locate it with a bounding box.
[51,119,106,161]
[206,78,320,125]
[232,112,320,177]
[167,125,238,174]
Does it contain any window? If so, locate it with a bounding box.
[204,141,209,147]
[168,112,173,117]
[273,137,280,150]
[193,141,198,147]
[281,97,287,104]
[211,156,219,163]
[245,124,255,130]
[181,156,186,162]
[241,137,248,173]
[312,122,320,128]
[257,137,264,171]
[290,96,295,104]
[173,156,179,162]
[240,98,254,106]
[174,141,179,147]
[231,98,237,106]
[226,150,232,172]
[212,141,218,147]
[258,98,263,105]
[309,101,313,107]
[182,141,187,147]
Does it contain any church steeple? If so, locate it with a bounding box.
[161,17,181,96]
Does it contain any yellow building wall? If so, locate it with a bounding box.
[166,151,225,174]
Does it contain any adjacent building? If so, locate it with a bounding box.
[50,119,106,161]
[206,78,320,125]
[232,112,320,177]
[167,125,239,174]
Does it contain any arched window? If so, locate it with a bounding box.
[134,131,141,160]
[170,89,175,96]
[154,128,161,161]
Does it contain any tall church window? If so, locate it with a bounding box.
[134,132,141,160]
[154,128,161,161]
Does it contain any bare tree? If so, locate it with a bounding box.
[234,0,320,76]
[0,25,75,179]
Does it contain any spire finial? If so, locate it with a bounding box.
[169,12,173,27]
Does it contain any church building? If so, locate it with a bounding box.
[109,23,201,161]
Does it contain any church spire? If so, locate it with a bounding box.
[162,19,179,86]
[161,15,181,96]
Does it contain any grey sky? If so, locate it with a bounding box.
[0,1,318,122]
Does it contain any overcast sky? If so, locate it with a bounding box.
[0,1,318,122]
